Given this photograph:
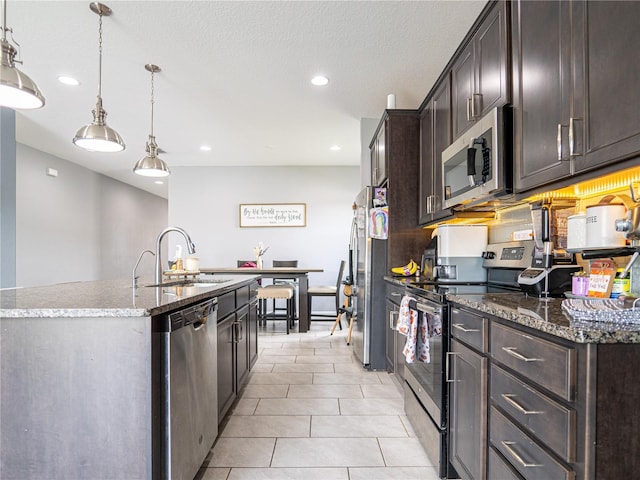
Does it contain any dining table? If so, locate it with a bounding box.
[199,267,324,332]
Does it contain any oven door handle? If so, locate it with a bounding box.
[452,323,480,333]
[415,302,438,314]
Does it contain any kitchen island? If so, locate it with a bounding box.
[0,274,259,480]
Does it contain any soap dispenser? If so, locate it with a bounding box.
[175,244,183,271]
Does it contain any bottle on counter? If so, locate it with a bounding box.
[175,245,183,271]
[611,269,630,299]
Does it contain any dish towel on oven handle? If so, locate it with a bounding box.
[396,295,442,363]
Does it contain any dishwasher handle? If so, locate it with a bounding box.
[167,298,217,332]
[193,302,217,330]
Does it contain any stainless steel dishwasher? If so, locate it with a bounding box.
[152,297,218,480]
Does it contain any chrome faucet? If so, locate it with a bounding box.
[132,249,155,287]
[154,226,196,285]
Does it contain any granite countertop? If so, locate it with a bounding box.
[0,274,259,319]
[447,293,640,344]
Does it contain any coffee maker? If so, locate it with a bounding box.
[518,200,581,296]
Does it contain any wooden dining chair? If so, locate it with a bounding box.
[307,260,345,325]
[272,260,298,319]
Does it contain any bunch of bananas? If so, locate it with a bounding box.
[391,259,418,276]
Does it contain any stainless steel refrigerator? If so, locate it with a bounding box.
[351,186,387,370]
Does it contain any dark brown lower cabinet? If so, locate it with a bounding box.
[449,338,488,480]
[385,283,406,381]
[449,303,640,480]
[217,282,259,422]
[216,313,236,419]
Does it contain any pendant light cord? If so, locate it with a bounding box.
[97,11,103,98]
[150,68,155,136]
[1,0,7,42]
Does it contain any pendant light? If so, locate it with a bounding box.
[133,64,170,177]
[0,0,44,109]
[73,2,125,153]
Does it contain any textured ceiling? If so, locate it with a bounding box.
[12,0,486,197]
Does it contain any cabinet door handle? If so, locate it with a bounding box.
[389,310,398,330]
[501,441,543,468]
[557,123,570,161]
[390,292,402,297]
[569,117,581,157]
[472,93,482,118]
[466,97,472,122]
[445,352,461,383]
[452,323,479,333]
[502,347,543,362]
[501,394,544,415]
[557,123,563,161]
[233,320,243,342]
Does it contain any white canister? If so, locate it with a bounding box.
[185,256,200,272]
[585,203,627,248]
[567,213,587,250]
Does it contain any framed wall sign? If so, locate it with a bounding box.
[239,203,307,228]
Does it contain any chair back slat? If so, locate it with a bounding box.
[273,260,298,268]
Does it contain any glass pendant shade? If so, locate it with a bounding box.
[0,5,44,109]
[73,2,125,153]
[133,135,170,177]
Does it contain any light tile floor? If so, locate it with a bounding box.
[196,320,439,480]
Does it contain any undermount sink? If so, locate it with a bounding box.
[143,278,233,288]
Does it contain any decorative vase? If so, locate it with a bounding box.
[257,257,263,269]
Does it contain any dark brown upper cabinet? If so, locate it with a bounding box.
[419,77,453,226]
[512,0,572,192]
[451,1,510,139]
[371,122,387,187]
[370,111,428,267]
[513,0,640,194]
[570,1,640,174]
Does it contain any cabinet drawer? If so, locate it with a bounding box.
[491,322,576,401]
[488,446,524,480]
[491,364,576,462]
[450,307,488,352]
[236,285,250,308]
[386,284,405,305]
[491,407,575,480]
[217,291,236,320]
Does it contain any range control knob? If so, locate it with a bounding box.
[482,251,496,259]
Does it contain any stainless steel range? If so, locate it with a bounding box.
[401,239,534,479]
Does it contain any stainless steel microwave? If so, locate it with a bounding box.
[441,106,512,208]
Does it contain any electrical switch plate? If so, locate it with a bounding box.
[46,167,58,177]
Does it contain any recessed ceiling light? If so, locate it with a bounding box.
[311,75,329,86]
[57,75,80,86]
[154,180,164,185]
[200,145,212,152]
[330,145,341,151]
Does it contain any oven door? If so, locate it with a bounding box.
[442,107,508,208]
[403,299,445,428]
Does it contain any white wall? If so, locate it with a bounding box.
[168,166,360,309]
[16,144,167,287]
